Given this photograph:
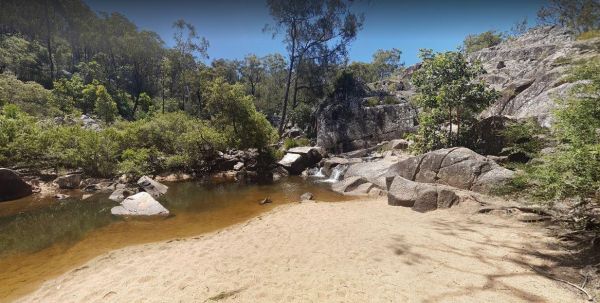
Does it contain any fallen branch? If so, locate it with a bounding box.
[528,265,594,302]
[477,206,552,217]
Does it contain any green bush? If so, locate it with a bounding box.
[463,31,503,54]
[577,29,600,40]
[283,137,311,149]
[511,58,600,205]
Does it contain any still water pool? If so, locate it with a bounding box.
[0,177,352,301]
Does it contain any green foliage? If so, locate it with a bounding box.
[577,29,600,40]
[205,78,277,149]
[118,148,155,179]
[463,31,503,54]
[410,50,499,153]
[52,76,84,113]
[289,103,313,131]
[0,72,54,116]
[500,118,546,161]
[538,0,600,34]
[283,137,311,149]
[513,58,600,205]
[94,85,118,123]
[372,48,402,80]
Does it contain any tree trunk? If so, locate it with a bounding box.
[44,2,54,83]
[131,94,140,119]
[278,21,297,135]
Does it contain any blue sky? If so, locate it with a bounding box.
[85,0,547,65]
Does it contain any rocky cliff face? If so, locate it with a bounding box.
[316,26,599,151]
[316,100,417,152]
[471,26,600,127]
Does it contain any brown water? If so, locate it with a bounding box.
[0,177,351,302]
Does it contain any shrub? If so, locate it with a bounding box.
[0,72,55,116]
[577,29,600,40]
[283,137,310,149]
[463,31,503,54]
[512,58,600,206]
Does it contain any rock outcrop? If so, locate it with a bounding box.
[387,177,459,213]
[111,192,169,216]
[470,26,600,127]
[316,100,417,153]
[137,176,168,198]
[278,146,326,175]
[386,147,514,193]
[0,168,32,202]
[55,174,82,189]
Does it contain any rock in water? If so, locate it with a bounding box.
[278,146,326,175]
[137,176,168,198]
[0,168,32,202]
[300,192,314,201]
[109,188,137,202]
[111,192,169,216]
[55,174,82,189]
[259,197,272,205]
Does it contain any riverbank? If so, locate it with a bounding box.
[18,198,581,302]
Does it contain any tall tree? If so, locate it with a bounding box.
[411,50,499,152]
[265,0,362,134]
[170,19,208,112]
[538,0,600,33]
[372,48,402,80]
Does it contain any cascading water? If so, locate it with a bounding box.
[322,164,348,183]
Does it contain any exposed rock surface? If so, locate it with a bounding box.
[317,100,417,153]
[109,188,138,203]
[137,176,168,198]
[470,26,600,127]
[55,174,82,189]
[278,146,326,175]
[0,168,32,202]
[300,192,314,201]
[387,177,459,213]
[386,147,514,193]
[111,192,169,216]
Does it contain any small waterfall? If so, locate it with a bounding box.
[322,164,348,183]
[313,167,326,178]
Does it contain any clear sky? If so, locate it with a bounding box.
[84,0,548,65]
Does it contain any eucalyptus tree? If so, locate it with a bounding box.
[170,19,209,112]
[372,48,402,80]
[538,0,600,33]
[265,0,363,134]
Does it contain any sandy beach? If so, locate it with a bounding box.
[18,198,582,302]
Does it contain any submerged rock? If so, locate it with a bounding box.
[0,168,32,202]
[111,192,169,216]
[137,176,168,198]
[55,174,82,189]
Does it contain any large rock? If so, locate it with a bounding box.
[0,168,32,202]
[386,147,514,193]
[137,176,168,198]
[111,192,169,216]
[278,146,326,175]
[317,99,417,153]
[387,176,459,212]
[470,26,599,127]
[55,174,82,189]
